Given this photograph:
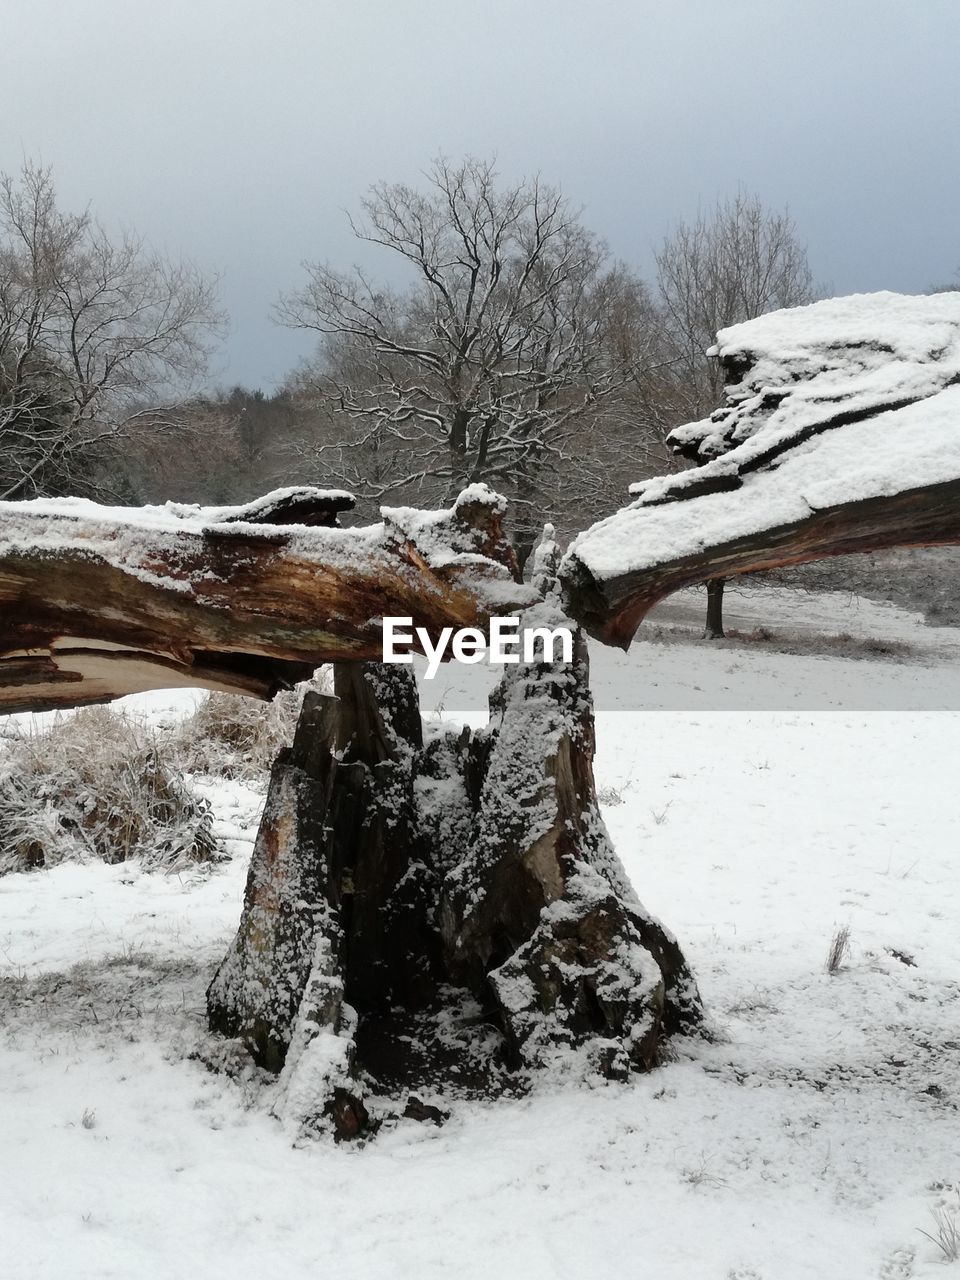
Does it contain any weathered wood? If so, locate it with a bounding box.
[206,688,347,1073]
[206,666,437,1133]
[564,477,960,647]
[208,601,702,1137]
[207,662,459,1135]
[562,293,960,647]
[439,603,701,1078]
[0,485,531,713]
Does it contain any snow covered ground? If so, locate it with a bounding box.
[422,581,960,712]
[2,588,960,1278]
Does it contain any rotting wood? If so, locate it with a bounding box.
[0,485,531,712]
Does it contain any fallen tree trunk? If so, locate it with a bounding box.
[207,598,702,1138]
[563,476,960,648]
[0,484,531,713]
[562,292,960,646]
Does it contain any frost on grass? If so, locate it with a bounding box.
[172,668,332,781]
[0,681,326,874]
[0,706,216,874]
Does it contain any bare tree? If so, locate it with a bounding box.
[279,156,651,563]
[0,161,225,500]
[655,193,816,635]
[589,271,690,488]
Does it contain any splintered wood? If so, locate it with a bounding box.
[0,484,530,712]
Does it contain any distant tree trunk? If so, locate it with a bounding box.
[448,408,471,493]
[207,604,702,1138]
[704,578,725,639]
[514,532,538,577]
[512,469,543,577]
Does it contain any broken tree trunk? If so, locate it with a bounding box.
[0,484,530,713]
[207,597,701,1137]
[438,600,701,1075]
[562,292,960,647]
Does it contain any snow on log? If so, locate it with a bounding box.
[561,291,960,645]
[0,483,531,713]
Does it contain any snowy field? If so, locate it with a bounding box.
[420,583,960,714]
[2,587,959,1279]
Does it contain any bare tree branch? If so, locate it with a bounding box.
[0,160,226,501]
[277,156,658,558]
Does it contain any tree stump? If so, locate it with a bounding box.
[207,603,702,1137]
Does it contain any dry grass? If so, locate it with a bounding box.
[727,627,913,661]
[918,1190,960,1261]
[680,1154,727,1189]
[0,706,217,875]
[173,670,331,780]
[0,672,332,876]
[825,924,852,975]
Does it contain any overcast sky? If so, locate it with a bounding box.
[3,0,958,390]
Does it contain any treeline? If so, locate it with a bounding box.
[2,156,816,557]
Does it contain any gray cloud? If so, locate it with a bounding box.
[3,0,957,387]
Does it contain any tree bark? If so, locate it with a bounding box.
[207,604,701,1138]
[563,477,960,649]
[563,293,960,648]
[703,578,725,639]
[0,485,531,712]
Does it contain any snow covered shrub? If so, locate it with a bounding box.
[173,692,298,779]
[173,670,331,781]
[0,707,216,875]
